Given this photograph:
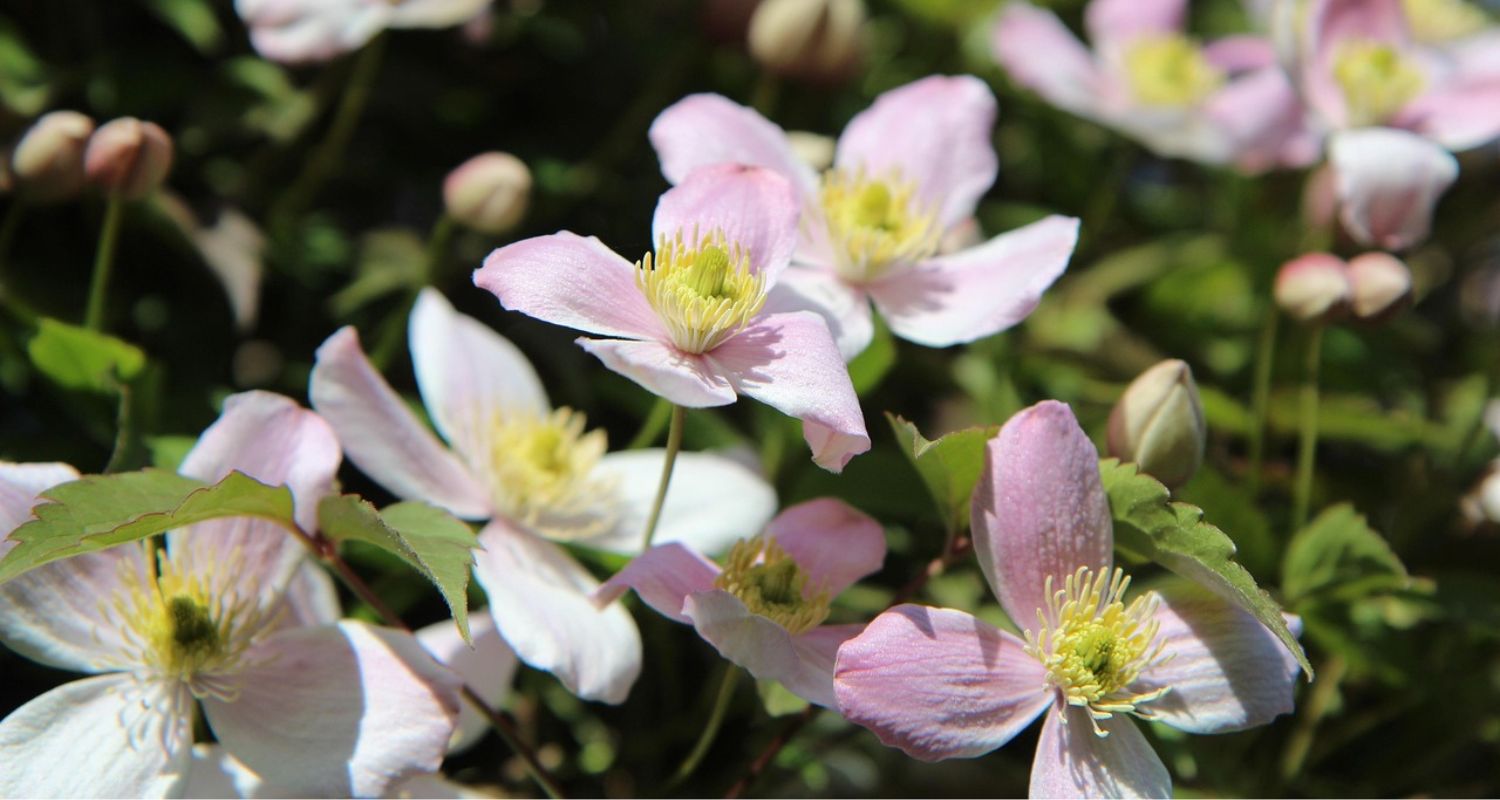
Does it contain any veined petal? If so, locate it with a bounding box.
[1329,127,1458,250]
[682,590,807,697]
[782,623,865,709]
[765,267,874,361]
[867,215,1078,348]
[992,4,1105,118]
[833,605,1051,761]
[972,401,1114,635]
[576,337,738,408]
[651,163,801,282]
[583,450,776,556]
[1085,0,1186,52]
[0,544,148,673]
[203,621,462,798]
[765,498,884,598]
[417,611,518,754]
[649,93,819,198]
[279,560,342,629]
[593,542,722,624]
[1029,707,1171,798]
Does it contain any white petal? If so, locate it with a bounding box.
[1029,706,1171,798]
[0,544,148,672]
[417,611,518,754]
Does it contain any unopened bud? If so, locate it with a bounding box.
[1107,359,1205,489]
[1346,252,1412,322]
[84,118,174,199]
[1275,253,1350,323]
[748,0,865,83]
[443,152,531,235]
[786,130,835,172]
[11,111,95,202]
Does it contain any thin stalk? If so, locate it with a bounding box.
[641,404,686,550]
[84,193,126,331]
[627,396,673,449]
[1291,324,1325,531]
[0,198,27,274]
[1247,306,1280,495]
[724,706,819,799]
[421,213,457,285]
[668,663,741,790]
[1279,654,1348,783]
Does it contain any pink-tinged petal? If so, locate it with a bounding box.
[649,93,819,197]
[234,0,386,64]
[1329,127,1458,250]
[765,498,885,597]
[765,267,874,361]
[1205,68,1321,174]
[651,163,801,282]
[834,76,999,229]
[1030,706,1171,798]
[473,520,642,703]
[833,605,1051,760]
[410,288,549,454]
[0,462,77,551]
[783,624,866,709]
[310,326,493,519]
[204,621,462,798]
[418,611,518,754]
[972,401,1113,635]
[1399,81,1500,151]
[1085,0,1186,51]
[992,4,1105,118]
[1302,0,1411,127]
[0,544,148,672]
[0,674,191,798]
[680,589,821,700]
[584,450,776,555]
[869,215,1078,349]
[280,560,342,628]
[475,232,667,340]
[1132,583,1300,734]
[576,337,737,408]
[1202,35,1278,71]
[707,312,869,472]
[385,0,488,28]
[593,542,721,624]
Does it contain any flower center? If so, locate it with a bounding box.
[1401,0,1488,42]
[1333,41,1424,127]
[1023,566,1170,736]
[478,406,617,540]
[636,230,767,354]
[1123,34,1225,107]
[820,169,941,283]
[714,537,830,635]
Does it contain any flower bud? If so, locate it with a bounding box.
[1274,252,1350,323]
[747,0,865,83]
[786,130,835,172]
[1107,359,1205,489]
[84,118,174,199]
[11,111,95,202]
[443,151,531,235]
[1346,251,1412,322]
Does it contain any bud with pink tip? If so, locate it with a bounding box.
[83,118,174,199]
[1275,253,1350,323]
[443,152,531,235]
[11,111,95,202]
[747,0,866,83]
[1107,359,1205,489]
[1346,252,1412,323]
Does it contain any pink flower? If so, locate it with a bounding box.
[593,499,885,708]
[834,401,1300,797]
[311,288,778,702]
[0,392,463,797]
[234,0,492,64]
[649,76,1080,361]
[993,0,1319,172]
[476,163,870,472]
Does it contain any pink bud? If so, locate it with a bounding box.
[1274,253,1350,323]
[443,152,531,235]
[11,111,95,203]
[1346,252,1412,322]
[84,118,174,199]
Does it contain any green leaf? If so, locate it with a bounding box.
[756,678,809,717]
[141,0,223,52]
[0,470,295,584]
[847,317,895,395]
[1098,458,1312,678]
[319,495,478,642]
[886,414,997,534]
[27,317,146,393]
[1282,504,1409,604]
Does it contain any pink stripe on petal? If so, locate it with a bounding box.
[765,498,885,598]
[576,337,737,408]
[649,93,818,197]
[593,542,721,624]
[1030,707,1171,798]
[651,163,801,282]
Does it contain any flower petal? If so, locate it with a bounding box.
[0,462,78,554]
[992,4,1105,118]
[649,93,819,197]
[475,232,666,340]
[576,337,738,407]
[175,743,264,799]
[783,623,866,709]
[833,605,1051,761]
[235,0,386,64]
[765,267,874,361]
[867,215,1078,348]
[1029,707,1171,798]
[280,560,342,628]
[417,611,518,754]
[0,673,191,798]
[1085,0,1186,51]
[651,163,801,282]
[1399,81,1500,152]
[593,542,722,624]
[1302,0,1410,128]
[310,326,493,519]
[707,312,870,472]
[834,75,999,229]
[972,400,1113,635]
[1202,35,1277,71]
[0,544,148,672]
[681,590,810,698]
[765,498,884,597]
[1204,67,1321,174]
[582,449,777,555]
[203,621,462,798]
[1329,127,1458,251]
[473,520,642,703]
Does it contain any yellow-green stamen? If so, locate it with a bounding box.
[477,406,615,539]
[637,230,767,353]
[1123,34,1226,107]
[820,169,941,282]
[715,537,830,635]
[1401,0,1488,42]
[1333,40,1424,127]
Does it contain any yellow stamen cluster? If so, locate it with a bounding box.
[1402,0,1488,42]
[1123,34,1226,108]
[820,170,941,282]
[1333,40,1425,127]
[480,406,616,539]
[715,537,831,635]
[1023,566,1171,737]
[636,229,767,354]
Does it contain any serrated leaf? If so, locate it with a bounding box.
[1282,504,1409,604]
[0,470,295,584]
[886,414,997,534]
[1098,458,1312,678]
[319,495,477,642]
[27,317,146,393]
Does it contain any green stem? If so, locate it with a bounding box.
[0,198,27,275]
[751,72,779,117]
[627,396,672,449]
[84,193,126,331]
[1247,306,1280,495]
[668,663,740,790]
[1279,654,1347,783]
[641,405,686,550]
[422,213,457,285]
[1291,324,1324,531]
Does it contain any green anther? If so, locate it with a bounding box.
[167,595,219,651]
[853,181,894,230]
[748,558,803,609]
[683,245,733,298]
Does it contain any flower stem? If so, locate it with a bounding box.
[627,396,673,449]
[668,663,741,790]
[84,193,126,331]
[1291,324,1324,531]
[641,404,686,550]
[1247,306,1279,496]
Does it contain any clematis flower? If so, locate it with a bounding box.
[593,498,884,707]
[476,163,869,472]
[993,0,1319,172]
[235,0,492,64]
[834,401,1300,797]
[0,392,462,798]
[310,288,777,702]
[649,76,1080,361]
